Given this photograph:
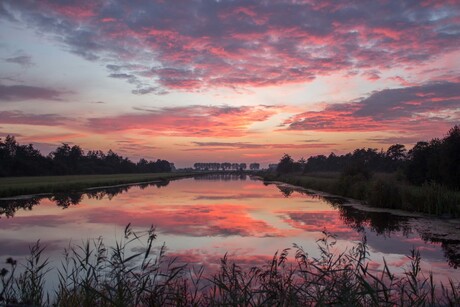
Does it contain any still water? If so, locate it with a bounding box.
[1,174,460,283]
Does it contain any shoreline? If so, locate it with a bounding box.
[0,172,199,198]
[260,172,460,218]
[267,180,460,249]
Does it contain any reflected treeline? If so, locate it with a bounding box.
[194,174,251,181]
[0,181,170,218]
[278,186,294,197]
[0,197,42,218]
[274,183,460,268]
[266,181,315,198]
[323,197,412,237]
[418,234,460,269]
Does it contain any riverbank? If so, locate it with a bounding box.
[260,172,460,217]
[0,172,198,198]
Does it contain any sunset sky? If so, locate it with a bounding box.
[0,0,459,167]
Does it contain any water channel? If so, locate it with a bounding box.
[1,174,459,286]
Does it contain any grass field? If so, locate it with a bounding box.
[0,172,197,198]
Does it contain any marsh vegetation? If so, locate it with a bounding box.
[1,225,459,306]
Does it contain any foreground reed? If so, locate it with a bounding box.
[1,225,459,306]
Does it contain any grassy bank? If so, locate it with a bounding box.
[1,225,459,306]
[0,172,197,198]
[261,172,460,217]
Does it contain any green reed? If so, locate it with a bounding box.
[262,172,460,217]
[1,226,459,306]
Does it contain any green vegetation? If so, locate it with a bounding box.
[261,171,460,217]
[268,126,460,217]
[1,226,459,306]
[0,173,195,198]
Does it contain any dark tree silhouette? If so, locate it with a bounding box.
[0,136,172,177]
[275,125,460,189]
[277,154,295,174]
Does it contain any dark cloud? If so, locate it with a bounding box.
[5,55,34,67]
[0,84,64,101]
[284,81,460,134]
[106,64,122,71]
[0,111,67,126]
[366,136,427,145]
[1,0,458,92]
[109,73,134,79]
[131,86,167,95]
[354,81,460,120]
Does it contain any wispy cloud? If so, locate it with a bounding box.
[4,55,34,67]
[190,141,336,151]
[86,105,277,137]
[0,84,65,101]
[0,111,67,126]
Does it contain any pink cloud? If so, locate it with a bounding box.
[283,81,460,137]
[86,105,277,137]
[2,1,458,92]
[187,141,337,152]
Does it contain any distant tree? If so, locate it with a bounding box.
[137,158,149,172]
[440,125,460,187]
[249,163,260,170]
[277,154,295,174]
[386,144,407,161]
[406,141,430,184]
[221,162,231,170]
[152,159,172,172]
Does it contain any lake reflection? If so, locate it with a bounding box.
[0,175,459,281]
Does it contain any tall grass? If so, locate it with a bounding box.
[261,172,460,217]
[1,226,459,306]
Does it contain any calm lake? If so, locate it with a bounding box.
[1,174,460,284]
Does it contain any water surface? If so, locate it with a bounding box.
[1,175,459,283]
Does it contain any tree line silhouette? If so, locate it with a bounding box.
[0,136,172,177]
[193,162,260,171]
[276,125,460,189]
